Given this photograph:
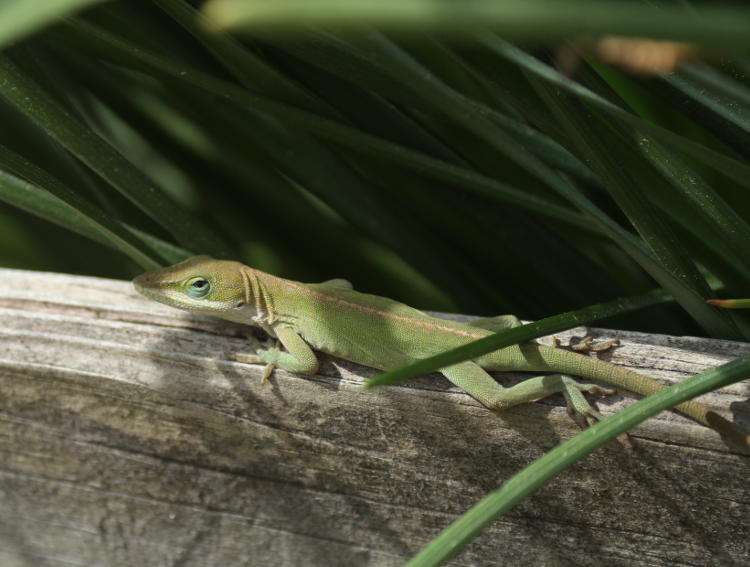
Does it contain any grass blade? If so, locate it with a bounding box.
[0,52,231,257]
[365,288,669,389]
[205,0,750,49]
[479,35,750,190]
[58,18,597,233]
[0,168,187,267]
[527,75,739,338]
[0,0,103,48]
[405,352,750,566]
[275,29,600,187]
[665,68,750,137]
[152,0,329,114]
[0,142,164,269]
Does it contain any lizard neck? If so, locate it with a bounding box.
[239,266,289,326]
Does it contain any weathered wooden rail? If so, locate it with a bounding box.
[0,267,748,566]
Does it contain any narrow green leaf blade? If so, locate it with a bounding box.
[58,19,597,233]
[479,35,750,190]
[153,0,329,114]
[205,0,750,48]
[0,52,231,257]
[405,353,750,566]
[0,168,187,267]
[527,75,739,338]
[0,142,163,269]
[0,0,103,48]
[365,289,669,389]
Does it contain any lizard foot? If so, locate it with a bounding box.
[231,343,281,385]
[261,362,276,385]
[571,336,621,353]
[558,376,617,427]
[560,377,633,449]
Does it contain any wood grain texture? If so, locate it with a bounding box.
[0,267,748,566]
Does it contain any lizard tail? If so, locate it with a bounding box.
[519,345,750,451]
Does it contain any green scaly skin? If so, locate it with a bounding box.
[133,255,750,450]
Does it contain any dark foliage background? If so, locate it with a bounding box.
[2,0,750,339]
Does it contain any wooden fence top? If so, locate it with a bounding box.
[0,267,748,566]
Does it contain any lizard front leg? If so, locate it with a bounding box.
[232,325,319,382]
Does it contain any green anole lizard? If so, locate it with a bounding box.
[133,255,750,449]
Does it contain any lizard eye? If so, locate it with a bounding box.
[185,277,211,299]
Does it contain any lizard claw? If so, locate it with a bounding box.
[571,336,621,353]
[231,352,259,364]
[566,403,603,429]
[582,384,617,398]
[262,362,276,385]
[565,393,635,450]
[562,379,634,450]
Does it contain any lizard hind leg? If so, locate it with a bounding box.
[557,376,632,448]
[556,375,617,427]
[440,361,616,427]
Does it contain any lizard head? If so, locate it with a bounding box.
[133,255,249,316]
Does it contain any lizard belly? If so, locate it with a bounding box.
[298,318,475,371]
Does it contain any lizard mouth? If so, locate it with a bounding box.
[132,269,179,293]
[132,279,149,296]
[132,273,172,300]
[132,279,158,301]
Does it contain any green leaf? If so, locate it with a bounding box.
[404,352,750,566]
[152,0,329,114]
[193,90,500,306]
[666,66,750,137]
[365,288,669,389]
[527,75,740,338]
[204,0,750,49]
[318,31,619,302]
[58,19,598,233]
[274,29,600,187]
[636,136,750,279]
[0,0,103,48]
[0,52,232,257]
[479,35,750,191]
[580,62,750,291]
[0,167,187,267]
[335,29,739,335]
[0,141,163,269]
